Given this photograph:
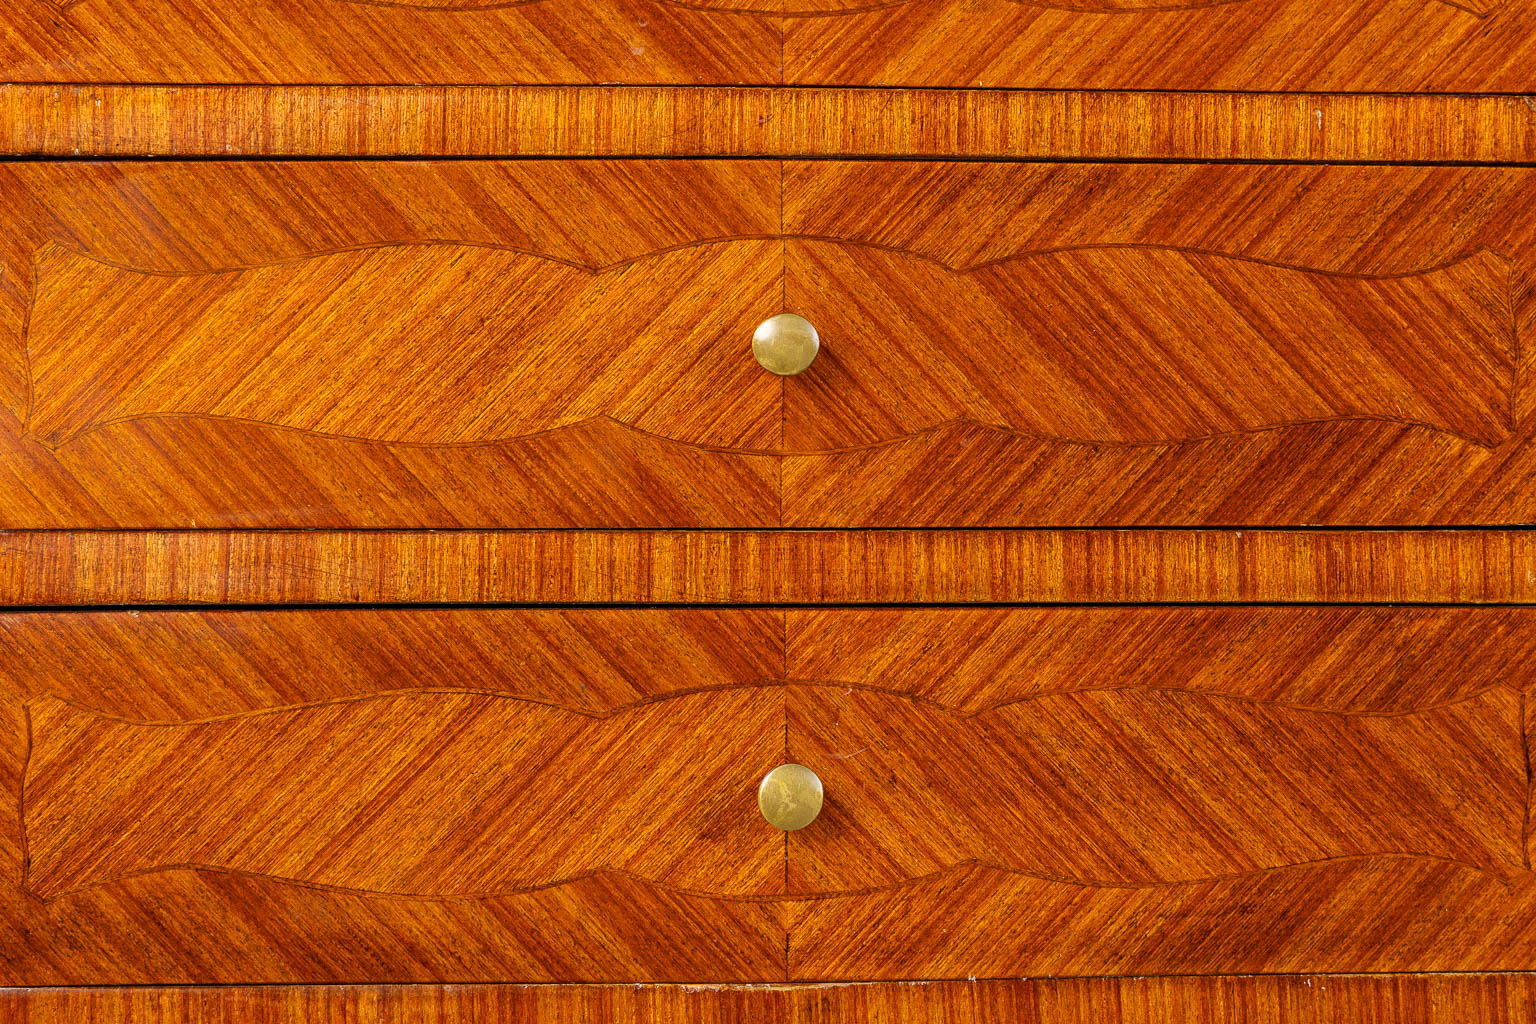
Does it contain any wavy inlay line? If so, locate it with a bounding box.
[25,411,1513,460]
[34,679,1517,725]
[22,240,1517,453]
[20,685,1527,900]
[29,237,1509,281]
[22,853,1512,905]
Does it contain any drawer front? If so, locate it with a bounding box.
[6,0,1530,91]
[4,606,1534,982]
[6,160,1535,530]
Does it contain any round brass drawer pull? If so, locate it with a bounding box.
[752,313,820,376]
[758,763,824,831]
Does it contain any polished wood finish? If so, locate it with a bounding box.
[788,684,1524,888]
[4,0,1533,90]
[5,976,1536,1022]
[0,161,780,528]
[7,160,1536,528]
[9,86,1536,162]
[9,529,1536,605]
[9,0,1536,1005]
[785,0,1536,90]
[4,605,1536,983]
[0,608,791,983]
[0,0,778,86]
[28,240,781,450]
[783,161,1536,527]
[787,242,1515,448]
[787,859,1536,977]
[0,608,783,716]
[25,688,784,899]
[788,606,1535,713]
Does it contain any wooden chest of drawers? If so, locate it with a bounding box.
[3,1,1536,1020]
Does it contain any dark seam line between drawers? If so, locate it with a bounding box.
[5,601,1536,613]
[9,525,1536,532]
[13,82,1536,97]
[11,970,1536,989]
[1525,688,1533,872]
[4,155,1536,168]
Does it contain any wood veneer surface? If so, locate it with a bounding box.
[5,0,1535,90]
[4,977,1536,1022]
[7,530,1536,605]
[2,606,1535,983]
[8,86,1536,162]
[6,160,1536,529]
[8,6,1534,1007]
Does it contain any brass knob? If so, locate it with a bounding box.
[758,763,823,831]
[752,313,820,376]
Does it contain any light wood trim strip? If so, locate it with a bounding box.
[4,530,1535,605]
[2,976,1534,1021]
[6,86,1536,161]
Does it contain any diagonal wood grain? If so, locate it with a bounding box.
[0,160,784,528]
[780,161,1536,527]
[0,414,780,529]
[784,0,1536,90]
[782,162,1536,281]
[23,688,785,900]
[5,161,1536,526]
[5,159,1534,527]
[786,607,1536,714]
[785,685,1525,892]
[783,242,1516,450]
[0,870,789,983]
[785,859,1536,978]
[780,419,1536,527]
[1,0,780,85]
[33,235,1516,453]
[0,608,784,718]
[0,607,790,983]
[26,241,781,450]
[5,0,1535,90]
[5,607,1536,982]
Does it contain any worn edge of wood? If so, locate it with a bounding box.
[1,976,1534,1021]
[5,86,1536,161]
[5,530,1536,605]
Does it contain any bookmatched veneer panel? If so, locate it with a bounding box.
[9,160,1536,528]
[3,605,1536,983]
